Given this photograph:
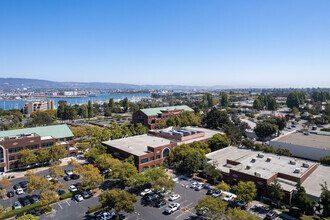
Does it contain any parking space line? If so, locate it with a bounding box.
[65,200,71,206]
[58,202,63,209]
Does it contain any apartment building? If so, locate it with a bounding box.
[22,99,54,116]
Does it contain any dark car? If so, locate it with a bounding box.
[206,189,215,195]
[7,191,14,198]
[24,199,31,207]
[81,191,90,199]
[265,210,277,220]
[64,175,71,181]
[30,196,40,204]
[74,182,82,189]
[70,174,80,180]
[154,200,167,207]
[58,190,66,196]
[19,181,29,189]
[13,184,21,190]
[147,194,159,202]
[16,212,25,218]
[27,209,36,216]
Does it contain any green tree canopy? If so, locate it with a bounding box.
[19,149,37,166]
[208,134,231,151]
[293,181,313,214]
[225,207,260,220]
[99,189,137,213]
[268,179,284,207]
[195,196,227,220]
[49,144,67,162]
[233,181,257,204]
[254,122,277,140]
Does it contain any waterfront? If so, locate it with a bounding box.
[0,93,151,110]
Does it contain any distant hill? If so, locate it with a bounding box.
[0,78,229,90]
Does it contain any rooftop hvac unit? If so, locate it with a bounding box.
[246,164,252,169]
[257,153,264,158]
[290,160,296,165]
[251,158,256,162]
[266,157,272,162]
[302,163,310,168]
[294,168,301,173]
[254,172,261,177]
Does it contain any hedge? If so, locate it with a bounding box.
[0,202,43,220]
[87,204,102,213]
[60,192,73,200]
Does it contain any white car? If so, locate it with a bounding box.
[164,203,180,214]
[223,193,237,202]
[190,182,198,189]
[74,194,84,202]
[169,194,181,201]
[13,201,22,210]
[45,175,52,181]
[212,191,222,198]
[140,188,152,196]
[97,211,116,220]
[69,185,78,192]
[16,188,24,195]
[65,170,73,176]
[195,183,204,191]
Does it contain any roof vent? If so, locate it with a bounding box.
[251,158,256,162]
[246,164,252,169]
[266,157,272,162]
[257,153,264,158]
[294,168,301,173]
[254,172,261,177]
[302,163,310,168]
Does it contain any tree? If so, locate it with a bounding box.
[37,149,51,164]
[241,139,255,149]
[132,173,150,188]
[190,141,211,154]
[253,99,263,111]
[0,204,3,218]
[221,93,229,107]
[122,97,129,112]
[208,134,231,151]
[111,161,138,186]
[49,162,65,179]
[16,214,39,220]
[206,93,214,108]
[87,100,94,118]
[180,151,205,175]
[254,122,277,141]
[287,92,304,109]
[195,196,227,220]
[134,123,149,135]
[203,108,229,129]
[152,177,176,193]
[275,117,287,136]
[99,189,137,212]
[225,207,260,220]
[293,181,313,214]
[143,168,166,182]
[19,149,37,166]
[85,147,103,161]
[233,181,257,204]
[49,144,67,162]
[0,177,11,189]
[216,181,230,192]
[320,182,330,217]
[268,179,284,207]
[76,164,104,190]
[79,104,88,118]
[320,156,330,165]
[202,162,222,183]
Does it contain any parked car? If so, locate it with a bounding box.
[195,183,204,191]
[13,184,21,190]
[74,182,82,189]
[19,181,29,189]
[164,203,180,214]
[81,191,90,199]
[16,188,24,195]
[69,185,77,192]
[147,194,159,202]
[45,175,52,181]
[237,201,246,208]
[159,190,171,197]
[169,194,180,201]
[64,175,71,181]
[265,210,277,220]
[190,182,198,189]
[140,188,152,196]
[65,170,73,176]
[96,211,115,220]
[7,191,14,198]
[27,209,37,216]
[74,194,84,202]
[70,174,80,180]
[212,191,222,198]
[58,190,66,196]
[24,199,31,207]
[207,189,215,195]
[223,193,237,202]
[13,201,22,210]
[196,206,209,216]
[31,195,40,204]
[154,200,167,208]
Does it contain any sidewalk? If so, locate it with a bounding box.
[3,157,86,180]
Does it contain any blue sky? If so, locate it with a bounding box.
[0,0,329,88]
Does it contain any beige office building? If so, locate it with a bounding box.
[23,99,54,116]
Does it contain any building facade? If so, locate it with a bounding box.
[132,105,194,129]
[102,127,220,172]
[22,99,54,116]
[0,124,77,172]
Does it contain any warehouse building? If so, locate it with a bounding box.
[270,131,330,161]
[0,124,77,172]
[102,126,220,172]
[206,146,329,204]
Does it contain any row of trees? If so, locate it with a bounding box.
[253,94,278,111]
[286,91,306,109]
[241,139,292,156]
[253,117,287,140]
[156,111,202,129]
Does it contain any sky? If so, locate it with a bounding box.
[0,0,330,88]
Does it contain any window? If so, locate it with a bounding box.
[156,155,160,160]
[41,142,53,148]
[9,156,15,161]
[60,138,65,142]
[8,147,23,154]
[67,137,73,141]
[26,145,39,151]
[162,148,170,158]
[141,158,149,164]
[150,156,154,161]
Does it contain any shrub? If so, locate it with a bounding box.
[289,207,301,218]
[0,202,43,219]
[320,156,330,165]
[87,204,102,213]
[60,192,73,200]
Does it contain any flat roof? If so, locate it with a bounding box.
[140,105,193,116]
[103,126,221,156]
[206,146,317,180]
[0,124,73,139]
[271,132,330,150]
[302,164,330,198]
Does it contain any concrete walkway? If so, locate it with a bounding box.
[2,157,86,180]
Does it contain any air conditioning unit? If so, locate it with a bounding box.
[257,153,264,158]
[251,158,256,162]
[290,160,296,165]
[266,157,272,162]
[302,163,310,168]
[246,164,252,169]
[254,172,261,177]
[294,168,301,173]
